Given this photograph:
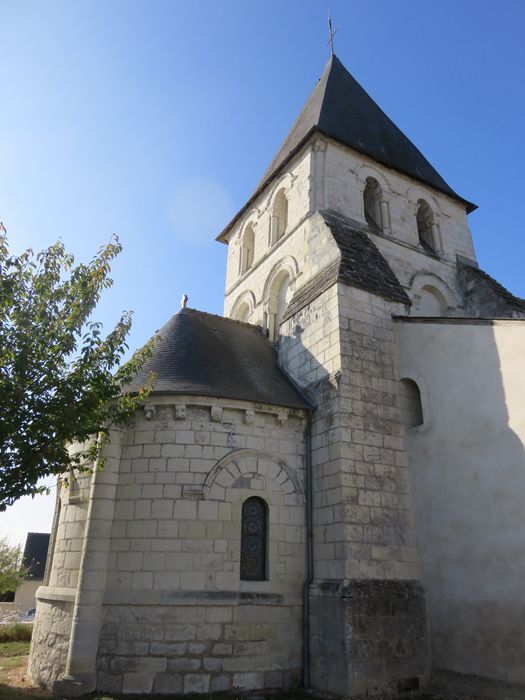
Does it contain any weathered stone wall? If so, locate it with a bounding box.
[279,282,429,695]
[336,284,420,580]
[29,471,92,687]
[95,397,307,694]
[28,597,74,688]
[47,474,91,590]
[323,140,476,270]
[310,580,428,696]
[223,147,312,299]
[97,595,301,695]
[224,166,340,329]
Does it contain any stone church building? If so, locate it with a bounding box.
[29,55,525,698]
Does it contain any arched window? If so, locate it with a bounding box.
[416,200,437,254]
[240,497,268,581]
[232,302,251,323]
[266,270,291,341]
[269,189,288,245]
[417,285,446,316]
[239,224,255,275]
[400,378,423,428]
[363,177,382,230]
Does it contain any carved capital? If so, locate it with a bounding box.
[211,406,223,423]
[174,403,187,420]
[144,405,156,420]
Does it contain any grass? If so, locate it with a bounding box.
[0,623,33,643]
[0,639,48,699]
[0,642,30,658]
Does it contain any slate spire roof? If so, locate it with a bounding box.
[218,54,475,241]
[126,308,310,410]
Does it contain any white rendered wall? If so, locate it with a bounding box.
[395,319,525,686]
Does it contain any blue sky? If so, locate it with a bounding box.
[1,0,524,544]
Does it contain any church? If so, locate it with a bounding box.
[29,54,525,698]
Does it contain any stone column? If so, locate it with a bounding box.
[380,200,391,233]
[53,428,123,697]
[431,222,441,253]
[269,215,279,246]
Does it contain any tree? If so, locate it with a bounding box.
[0,232,157,511]
[0,537,28,596]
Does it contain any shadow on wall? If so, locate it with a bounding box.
[395,319,525,688]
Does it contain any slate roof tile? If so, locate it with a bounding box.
[126,309,310,410]
[218,55,475,242]
[282,211,411,321]
[459,262,525,314]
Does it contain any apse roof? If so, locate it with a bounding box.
[217,54,475,242]
[126,308,311,410]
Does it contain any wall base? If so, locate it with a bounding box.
[310,579,429,697]
[432,670,525,700]
[53,674,96,697]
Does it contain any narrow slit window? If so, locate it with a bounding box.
[240,497,268,580]
[416,200,436,254]
[400,378,424,428]
[363,177,382,231]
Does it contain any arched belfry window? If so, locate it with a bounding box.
[266,270,291,342]
[240,497,268,581]
[239,224,255,275]
[269,189,288,245]
[416,200,437,254]
[363,177,382,230]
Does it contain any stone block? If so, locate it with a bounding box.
[196,623,221,640]
[173,500,197,519]
[153,673,183,694]
[165,623,195,641]
[149,642,187,657]
[167,657,201,672]
[122,672,154,694]
[109,656,138,673]
[97,671,122,694]
[203,656,222,672]
[211,673,232,692]
[183,673,210,694]
[233,672,265,690]
[211,642,232,655]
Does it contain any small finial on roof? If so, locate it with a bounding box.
[327,14,339,55]
[181,294,188,309]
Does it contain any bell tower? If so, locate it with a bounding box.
[217,54,479,695]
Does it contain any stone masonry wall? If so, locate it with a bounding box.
[29,598,74,688]
[224,155,340,329]
[279,282,429,695]
[29,471,92,687]
[324,141,476,270]
[224,137,478,325]
[310,579,428,696]
[224,147,312,297]
[96,397,307,695]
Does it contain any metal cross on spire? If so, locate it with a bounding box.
[327,14,339,55]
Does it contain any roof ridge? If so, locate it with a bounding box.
[217,54,475,243]
[181,307,263,330]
